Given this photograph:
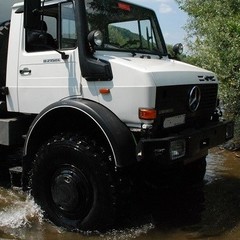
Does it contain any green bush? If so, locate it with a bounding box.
[176,0,240,117]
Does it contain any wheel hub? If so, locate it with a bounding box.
[51,167,91,215]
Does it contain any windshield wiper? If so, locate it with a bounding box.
[129,48,163,59]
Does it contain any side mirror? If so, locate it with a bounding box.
[173,43,183,55]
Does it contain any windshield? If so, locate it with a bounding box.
[85,0,167,56]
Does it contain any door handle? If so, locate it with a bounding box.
[20,68,31,75]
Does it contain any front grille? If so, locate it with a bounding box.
[155,84,218,130]
[198,84,217,111]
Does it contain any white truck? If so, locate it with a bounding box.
[0,0,234,232]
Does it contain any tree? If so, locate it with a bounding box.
[175,0,240,115]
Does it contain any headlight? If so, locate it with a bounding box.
[170,139,186,160]
[88,30,103,47]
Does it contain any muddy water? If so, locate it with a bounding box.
[1,148,240,240]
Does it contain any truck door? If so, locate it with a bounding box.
[18,2,81,113]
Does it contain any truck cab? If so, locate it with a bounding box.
[0,0,234,232]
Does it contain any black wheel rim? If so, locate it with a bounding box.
[50,165,93,220]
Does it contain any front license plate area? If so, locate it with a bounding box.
[163,114,186,128]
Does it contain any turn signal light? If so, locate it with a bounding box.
[139,108,157,120]
[99,88,111,94]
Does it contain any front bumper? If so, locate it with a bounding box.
[136,121,234,165]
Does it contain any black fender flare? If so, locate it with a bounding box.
[24,98,136,168]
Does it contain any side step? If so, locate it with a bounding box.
[0,116,30,146]
[9,166,22,189]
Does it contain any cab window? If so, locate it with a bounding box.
[26,2,77,52]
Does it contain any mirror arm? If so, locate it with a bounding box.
[54,49,69,60]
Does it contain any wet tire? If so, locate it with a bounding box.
[183,158,207,184]
[31,134,117,231]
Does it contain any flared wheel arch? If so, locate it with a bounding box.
[23,99,136,188]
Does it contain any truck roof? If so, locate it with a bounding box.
[12,0,67,9]
[12,0,154,13]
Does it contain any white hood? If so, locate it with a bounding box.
[98,53,217,86]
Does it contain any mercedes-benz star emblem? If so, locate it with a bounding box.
[189,86,201,112]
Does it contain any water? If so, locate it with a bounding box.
[0,148,240,240]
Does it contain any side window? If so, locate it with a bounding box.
[26,5,58,52]
[44,16,57,40]
[25,2,76,52]
[61,2,77,49]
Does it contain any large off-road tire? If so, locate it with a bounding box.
[31,134,119,231]
[0,21,10,100]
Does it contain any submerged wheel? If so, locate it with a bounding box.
[31,134,117,231]
[183,158,207,184]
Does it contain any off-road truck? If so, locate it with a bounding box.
[0,0,234,231]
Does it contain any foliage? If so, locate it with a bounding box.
[175,0,240,116]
